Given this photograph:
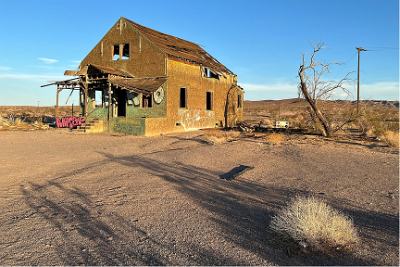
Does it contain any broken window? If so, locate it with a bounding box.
[180,88,187,108]
[112,43,130,60]
[204,68,219,79]
[112,45,120,60]
[237,94,243,109]
[142,94,152,108]
[122,43,130,59]
[206,91,213,110]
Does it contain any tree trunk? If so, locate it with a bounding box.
[299,67,330,137]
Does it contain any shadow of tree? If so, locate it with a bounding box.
[96,151,395,265]
[16,146,398,265]
[21,180,166,265]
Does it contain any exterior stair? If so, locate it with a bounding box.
[75,118,104,133]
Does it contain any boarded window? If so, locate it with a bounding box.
[237,94,242,109]
[142,94,152,108]
[180,88,187,108]
[206,91,213,110]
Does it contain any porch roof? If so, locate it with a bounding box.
[109,76,167,95]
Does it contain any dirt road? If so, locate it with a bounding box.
[0,130,398,265]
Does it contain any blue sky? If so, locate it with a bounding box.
[0,0,398,106]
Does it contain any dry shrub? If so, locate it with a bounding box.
[266,133,285,145]
[270,196,359,254]
[203,129,241,145]
[380,131,399,149]
[289,114,310,130]
[0,115,49,130]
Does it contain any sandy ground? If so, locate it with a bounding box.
[0,129,398,266]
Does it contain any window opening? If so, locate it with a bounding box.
[95,90,103,108]
[142,94,152,108]
[206,91,213,110]
[237,94,242,109]
[204,68,219,79]
[122,43,130,59]
[180,88,187,108]
[113,44,120,60]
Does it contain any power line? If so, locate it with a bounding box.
[364,47,399,51]
[333,51,357,80]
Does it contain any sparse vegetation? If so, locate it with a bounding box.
[203,129,241,145]
[380,131,399,149]
[265,133,286,145]
[270,195,359,254]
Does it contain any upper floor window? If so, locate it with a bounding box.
[112,43,130,60]
[204,67,219,80]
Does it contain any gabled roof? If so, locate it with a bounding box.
[126,18,234,76]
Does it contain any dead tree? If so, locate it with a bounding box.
[298,41,355,137]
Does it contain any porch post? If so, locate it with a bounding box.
[55,85,61,117]
[83,75,88,118]
[108,74,111,132]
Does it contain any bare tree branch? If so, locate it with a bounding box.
[298,40,357,137]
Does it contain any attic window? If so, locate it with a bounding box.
[113,45,120,60]
[122,44,130,59]
[204,68,219,80]
[112,43,130,60]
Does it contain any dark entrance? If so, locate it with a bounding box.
[116,89,127,117]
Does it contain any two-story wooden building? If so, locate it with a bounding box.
[44,17,243,136]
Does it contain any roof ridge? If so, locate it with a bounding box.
[124,18,203,48]
[123,17,234,75]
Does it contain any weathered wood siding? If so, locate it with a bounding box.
[80,18,166,78]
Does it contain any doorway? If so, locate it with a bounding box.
[115,89,127,117]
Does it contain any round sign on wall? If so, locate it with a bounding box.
[154,86,165,104]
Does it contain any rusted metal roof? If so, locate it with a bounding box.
[109,76,167,95]
[126,18,234,76]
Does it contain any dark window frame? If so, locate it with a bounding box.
[180,87,187,109]
[237,94,243,109]
[206,91,213,111]
[112,43,130,61]
[142,94,153,108]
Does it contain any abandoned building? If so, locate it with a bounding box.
[42,17,244,136]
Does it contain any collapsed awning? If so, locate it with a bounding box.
[78,64,134,77]
[109,76,168,95]
[41,78,80,88]
[42,64,167,94]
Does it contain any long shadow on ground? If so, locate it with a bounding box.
[96,151,396,266]
[17,150,398,265]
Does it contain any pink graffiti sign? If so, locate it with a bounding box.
[56,117,85,128]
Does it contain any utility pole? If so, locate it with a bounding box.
[356,47,367,113]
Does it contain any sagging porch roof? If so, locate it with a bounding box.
[110,76,167,95]
[43,64,167,95]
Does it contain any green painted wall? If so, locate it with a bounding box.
[110,117,145,135]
